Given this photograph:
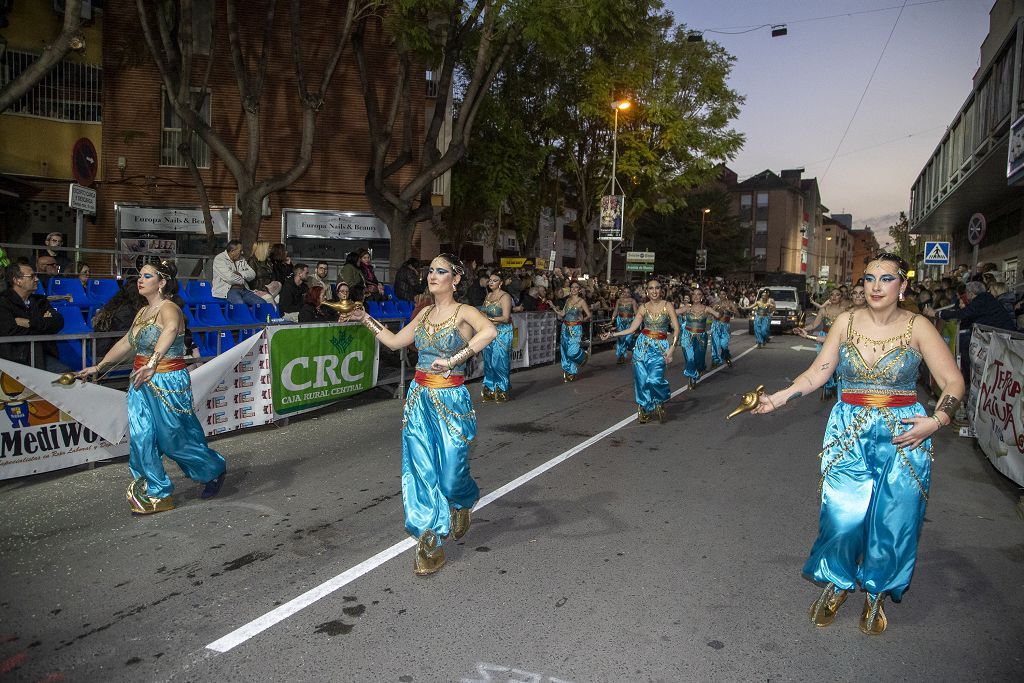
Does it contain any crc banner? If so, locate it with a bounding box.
[268,323,379,417]
[970,326,1024,486]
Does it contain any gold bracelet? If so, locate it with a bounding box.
[362,315,384,335]
[930,414,944,429]
[146,351,165,369]
[447,346,476,369]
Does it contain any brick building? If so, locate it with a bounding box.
[1,1,434,280]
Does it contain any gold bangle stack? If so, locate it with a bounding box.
[447,346,476,370]
[362,316,384,336]
[930,415,944,429]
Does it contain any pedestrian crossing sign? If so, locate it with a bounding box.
[923,241,950,265]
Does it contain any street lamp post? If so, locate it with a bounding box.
[606,99,630,283]
[697,207,710,274]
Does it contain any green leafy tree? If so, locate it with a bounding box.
[887,211,916,264]
[633,187,747,275]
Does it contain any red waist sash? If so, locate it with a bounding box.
[642,329,668,339]
[414,371,465,388]
[685,325,707,333]
[134,355,187,373]
[841,391,917,408]
[563,321,583,327]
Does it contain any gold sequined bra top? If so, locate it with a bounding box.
[129,305,186,358]
[643,304,673,333]
[837,312,921,392]
[414,305,469,374]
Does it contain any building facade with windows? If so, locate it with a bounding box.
[2,1,439,279]
[0,1,104,262]
[849,227,880,284]
[909,0,1024,287]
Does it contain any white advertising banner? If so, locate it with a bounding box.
[283,209,390,240]
[970,327,1024,486]
[117,205,231,234]
[0,332,270,480]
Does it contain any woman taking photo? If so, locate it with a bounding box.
[478,272,513,402]
[76,261,227,514]
[547,281,592,382]
[601,279,679,423]
[344,254,496,576]
[750,253,963,635]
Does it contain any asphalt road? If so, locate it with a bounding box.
[2,327,1022,682]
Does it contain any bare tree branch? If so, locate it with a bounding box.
[0,0,84,113]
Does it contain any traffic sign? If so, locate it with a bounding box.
[923,241,950,265]
[71,137,98,185]
[625,263,654,272]
[68,183,96,215]
[968,213,986,246]
[626,251,655,263]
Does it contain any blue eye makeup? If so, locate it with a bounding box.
[141,273,156,280]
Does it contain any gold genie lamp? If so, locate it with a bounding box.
[726,385,765,420]
[52,372,78,385]
[319,299,364,317]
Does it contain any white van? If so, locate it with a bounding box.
[748,286,802,334]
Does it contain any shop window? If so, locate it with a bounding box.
[161,89,211,168]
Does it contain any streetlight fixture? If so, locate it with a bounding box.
[605,99,631,283]
[697,208,710,274]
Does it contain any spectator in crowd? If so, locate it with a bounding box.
[268,243,293,285]
[39,232,71,272]
[394,257,423,302]
[212,240,264,306]
[987,281,1016,323]
[339,251,365,301]
[467,270,488,307]
[356,248,384,300]
[298,285,340,323]
[279,263,309,322]
[77,262,91,291]
[308,261,331,294]
[91,277,145,356]
[925,280,1016,389]
[35,254,59,290]
[0,263,65,371]
[247,241,280,303]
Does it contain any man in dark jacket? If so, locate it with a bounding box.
[925,280,1015,388]
[0,263,65,370]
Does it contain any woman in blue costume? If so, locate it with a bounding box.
[478,272,513,402]
[346,254,496,575]
[612,286,638,365]
[77,262,226,514]
[710,295,738,369]
[750,288,775,348]
[796,289,848,400]
[751,253,963,635]
[674,290,721,390]
[547,281,592,382]
[602,279,679,423]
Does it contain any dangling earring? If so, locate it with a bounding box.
[899,290,905,301]
[452,283,456,291]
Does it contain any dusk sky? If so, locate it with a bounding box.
[664,0,994,235]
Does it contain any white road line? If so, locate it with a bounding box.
[206,340,758,653]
